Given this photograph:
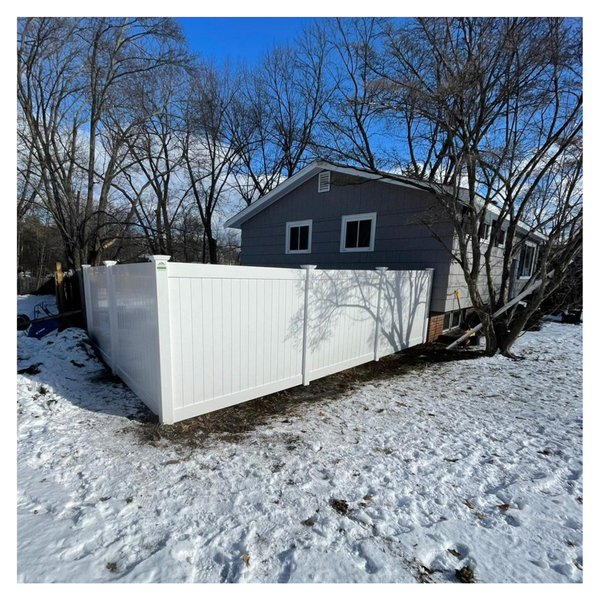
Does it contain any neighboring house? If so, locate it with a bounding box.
[224,161,545,341]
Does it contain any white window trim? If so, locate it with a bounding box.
[340,212,377,253]
[285,219,312,254]
[518,242,537,280]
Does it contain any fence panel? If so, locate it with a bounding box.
[84,267,112,366]
[377,269,433,358]
[17,276,38,295]
[307,269,380,381]
[167,263,306,421]
[112,263,162,416]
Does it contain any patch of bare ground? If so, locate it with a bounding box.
[133,343,484,449]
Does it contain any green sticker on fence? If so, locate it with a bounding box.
[157,262,167,270]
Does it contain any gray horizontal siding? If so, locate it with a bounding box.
[443,234,541,312]
[239,171,455,313]
[239,171,543,316]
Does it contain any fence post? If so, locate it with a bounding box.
[300,265,317,386]
[81,265,92,332]
[148,255,174,424]
[374,267,389,361]
[421,268,435,344]
[103,261,119,375]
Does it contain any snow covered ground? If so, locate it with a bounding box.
[17,295,583,583]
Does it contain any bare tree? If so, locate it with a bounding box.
[322,17,582,357]
[313,18,388,169]
[109,64,189,257]
[18,18,88,268]
[175,206,206,262]
[79,17,187,264]
[231,24,331,205]
[17,17,187,268]
[181,61,243,263]
[17,116,44,269]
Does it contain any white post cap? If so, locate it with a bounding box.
[146,255,171,262]
[103,260,117,267]
[300,264,317,270]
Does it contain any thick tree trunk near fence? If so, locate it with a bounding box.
[53,262,85,327]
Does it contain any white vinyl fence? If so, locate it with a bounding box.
[83,257,434,424]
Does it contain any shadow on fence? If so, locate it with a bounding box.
[286,269,431,357]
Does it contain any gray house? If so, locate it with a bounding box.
[224,161,544,341]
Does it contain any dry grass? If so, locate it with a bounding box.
[133,343,484,449]
[455,565,476,583]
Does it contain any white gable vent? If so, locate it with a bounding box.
[318,170,331,193]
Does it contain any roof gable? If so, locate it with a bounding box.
[224,160,424,229]
[224,160,545,241]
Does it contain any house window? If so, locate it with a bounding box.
[443,309,464,332]
[478,221,490,242]
[286,220,312,254]
[318,171,330,193]
[518,244,536,279]
[340,213,377,252]
[492,220,506,247]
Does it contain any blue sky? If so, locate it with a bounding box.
[177,17,314,64]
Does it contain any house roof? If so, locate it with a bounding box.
[224,159,546,241]
[224,160,427,229]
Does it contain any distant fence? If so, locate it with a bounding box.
[83,257,434,424]
[18,264,84,318]
[17,275,38,295]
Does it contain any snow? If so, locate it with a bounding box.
[17,294,57,318]
[17,294,583,583]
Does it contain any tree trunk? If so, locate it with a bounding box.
[35,215,51,288]
[498,333,519,358]
[207,234,218,264]
[481,314,499,357]
[494,318,518,358]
